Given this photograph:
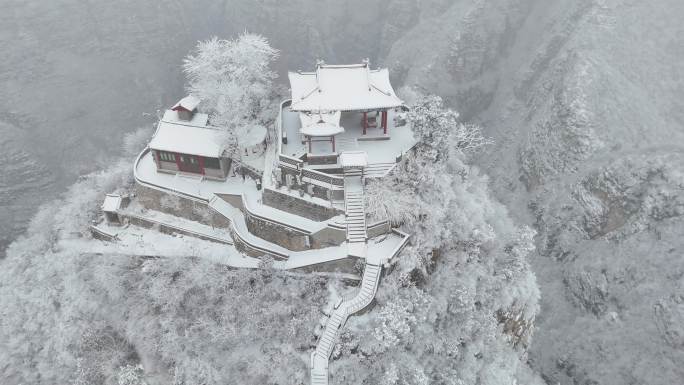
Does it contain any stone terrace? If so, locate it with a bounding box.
[280,103,416,166]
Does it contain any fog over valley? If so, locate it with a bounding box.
[1,1,683,384]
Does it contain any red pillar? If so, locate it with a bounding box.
[308,136,312,153]
[174,152,182,171]
[363,112,367,135]
[382,111,388,135]
[198,156,205,175]
[332,136,336,153]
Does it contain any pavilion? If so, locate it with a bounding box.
[288,60,403,154]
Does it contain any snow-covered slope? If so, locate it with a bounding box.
[383,0,684,383]
[2,1,682,384]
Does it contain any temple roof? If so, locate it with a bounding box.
[149,110,223,158]
[288,62,403,112]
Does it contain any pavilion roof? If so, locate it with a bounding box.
[288,63,403,112]
[300,122,344,137]
[298,110,344,136]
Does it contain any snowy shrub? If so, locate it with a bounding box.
[117,364,147,385]
[407,95,491,163]
[122,125,154,157]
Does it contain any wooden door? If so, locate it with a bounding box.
[177,154,202,174]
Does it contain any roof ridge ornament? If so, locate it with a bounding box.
[363,58,372,91]
[315,59,325,93]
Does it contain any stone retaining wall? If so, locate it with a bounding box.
[367,221,391,238]
[278,167,344,201]
[120,213,232,245]
[245,214,309,251]
[227,224,287,260]
[292,256,360,275]
[135,185,230,228]
[262,187,342,221]
[310,226,346,249]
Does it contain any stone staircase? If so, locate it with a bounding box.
[362,162,397,178]
[343,169,367,257]
[310,262,382,385]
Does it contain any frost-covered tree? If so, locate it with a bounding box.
[354,94,541,385]
[183,33,279,154]
[408,95,490,163]
[0,131,327,385]
[366,94,490,231]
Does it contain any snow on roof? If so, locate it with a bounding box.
[171,95,201,112]
[102,194,122,212]
[149,111,223,158]
[289,63,403,112]
[299,110,341,127]
[340,151,368,168]
[161,109,209,125]
[299,111,344,136]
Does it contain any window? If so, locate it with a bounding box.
[159,151,175,162]
[204,157,221,169]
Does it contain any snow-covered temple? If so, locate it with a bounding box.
[277,60,417,200]
[117,60,414,262]
[146,97,266,180]
[148,108,231,179]
[100,60,415,385]
[288,60,403,154]
[281,60,413,161]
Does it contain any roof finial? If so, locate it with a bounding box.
[316,59,325,68]
[363,59,372,91]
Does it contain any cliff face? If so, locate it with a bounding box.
[383,0,684,383]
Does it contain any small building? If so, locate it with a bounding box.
[102,194,123,224]
[171,95,201,121]
[148,99,231,180]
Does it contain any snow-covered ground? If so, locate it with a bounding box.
[69,224,259,268]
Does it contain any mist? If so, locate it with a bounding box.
[1,1,683,384]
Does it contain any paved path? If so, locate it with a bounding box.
[311,167,381,384]
[310,262,382,385]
